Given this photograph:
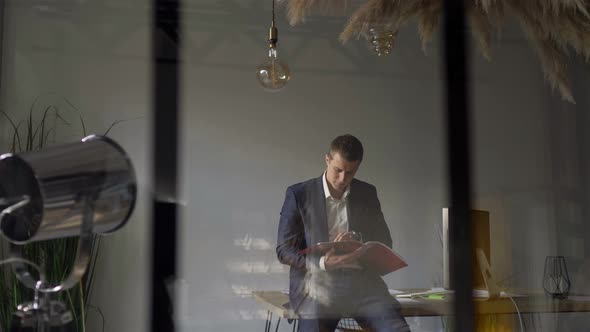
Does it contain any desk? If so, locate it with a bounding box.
[253,290,590,331]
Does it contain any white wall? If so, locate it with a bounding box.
[1,1,589,332]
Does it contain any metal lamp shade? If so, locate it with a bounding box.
[543,256,571,299]
[0,135,136,243]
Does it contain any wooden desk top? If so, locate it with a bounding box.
[252,290,590,318]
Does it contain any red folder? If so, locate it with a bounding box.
[299,241,408,276]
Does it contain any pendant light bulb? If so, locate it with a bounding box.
[256,43,291,91]
[256,0,290,91]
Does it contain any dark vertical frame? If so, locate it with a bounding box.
[574,72,590,260]
[150,0,181,331]
[443,1,474,331]
[0,0,6,99]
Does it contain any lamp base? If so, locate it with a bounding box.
[10,299,73,331]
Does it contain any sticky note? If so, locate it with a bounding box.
[426,294,445,300]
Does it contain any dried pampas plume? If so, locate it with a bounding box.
[284,0,590,103]
[286,0,349,26]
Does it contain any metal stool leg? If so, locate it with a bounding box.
[275,317,281,332]
[264,311,272,332]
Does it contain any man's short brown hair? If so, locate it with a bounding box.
[329,134,364,161]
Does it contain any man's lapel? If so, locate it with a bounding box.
[311,176,329,243]
[347,180,361,233]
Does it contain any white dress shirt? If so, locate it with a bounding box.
[319,172,352,270]
[323,172,350,241]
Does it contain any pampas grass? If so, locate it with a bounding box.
[285,0,590,103]
[286,0,349,25]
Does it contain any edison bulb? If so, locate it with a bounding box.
[256,47,291,91]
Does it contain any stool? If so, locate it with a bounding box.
[336,318,365,331]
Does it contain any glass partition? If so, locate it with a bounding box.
[178,1,449,332]
[5,1,589,332]
[470,10,590,332]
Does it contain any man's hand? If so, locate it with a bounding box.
[333,231,359,242]
[323,247,363,270]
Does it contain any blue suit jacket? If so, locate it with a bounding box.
[276,175,393,311]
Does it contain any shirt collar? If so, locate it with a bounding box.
[322,172,350,200]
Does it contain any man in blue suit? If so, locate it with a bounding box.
[276,134,410,332]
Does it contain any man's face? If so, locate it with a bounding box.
[325,152,361,194]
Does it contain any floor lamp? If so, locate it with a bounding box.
[0,135,136,331]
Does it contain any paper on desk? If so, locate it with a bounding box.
[472,289,527,298]
[393,288,453,298]
[396,298,423,304]
[390,289,428,302]
[392,288,528,299]
[389,289,427,303]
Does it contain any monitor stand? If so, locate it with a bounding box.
[476,248,501,299]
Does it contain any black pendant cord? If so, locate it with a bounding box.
[150,0,180,330]
[268,0,278,45]
[443,0,474,331]
[272,0,275,25]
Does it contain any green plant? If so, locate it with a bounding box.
[0,100,118,332]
